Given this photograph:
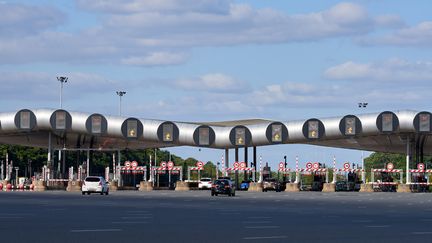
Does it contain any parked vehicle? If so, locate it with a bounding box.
[211,179,235,196]
[263,178,283,192]
[198,178,212,190]
[82,176,109,195]
[240,180,251,191]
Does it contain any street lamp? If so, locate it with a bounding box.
[116,91,126,116]
[57,76,68,109]
[359,102,368,182]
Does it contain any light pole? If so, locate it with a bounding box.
[116,91,126,116]
[57,76,68,109]
[359,102,368,183]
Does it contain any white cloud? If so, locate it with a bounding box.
[0,1,397,65]
[76,0,231,14]
[174,73,249,92]
[0,3,64,37]
[120,52,188,66]
[358,21,432,46]
[324,58,432,82]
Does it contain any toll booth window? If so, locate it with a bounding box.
[308,121,319,138]
[91,116,102,134]
[419,113,430,132]
[345,117,356,135]
[163,123,173,142]
[382,113,393,132]
[127,120,137,138]
[198,127,210,145]
[20,111,30,129]
[56,111,66,129]
[235,127,245,145]
[272,124,282,142]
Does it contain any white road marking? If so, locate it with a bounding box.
[70,229,122,233]
[412,232,432,235]
[121,216,153,219]
[242,221,272,224]
[243,236,287,240]
[112,221,149,224]
[365,225,390,228]
[245,226,280,229]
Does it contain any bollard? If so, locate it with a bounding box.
[30,184,34,190]
[0,183,3,191]
[6,183,12,190]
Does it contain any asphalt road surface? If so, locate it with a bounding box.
[1,190,432,243]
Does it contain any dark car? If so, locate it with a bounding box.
[211,179,236,196]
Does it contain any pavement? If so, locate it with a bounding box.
[0,190,432,243]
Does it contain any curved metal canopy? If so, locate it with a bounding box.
[0,108,431,154]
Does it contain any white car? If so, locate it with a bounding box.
[198,178,212,190]
[82,176,109,195]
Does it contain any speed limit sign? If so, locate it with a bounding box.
[131,161,138,168]
[125,161,131,167]
[167,161,174,169]
[233,162,240,168]
[387,163,394,170]
[161,162,167,168]
[279,162,284,169]
[240,162,246,168]
[196,161,204,168]
[313,162,319,169]
[418,163,425,170]
[306,162,313,169]
[343,163,350,170]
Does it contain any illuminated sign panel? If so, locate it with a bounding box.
[56,111,66,129]
[419,113,430,132]
[308,121,319,138]
[235,127,246,145]
[271,124,282,142]
[127,120,138,138]
[20,111,30,129]
[91,116,102,133]
[163,123,173,142]
[382,113,393,132]
[198,127,210,145]
[345,117,356,135]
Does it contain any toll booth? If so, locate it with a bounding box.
[371,168,403,192]
[151,162,183,189]
[120,166,146,188]
[334,168,364,191]
[408,169,432,192]
[225,162,255,189]
[277,168,292,183]
[297,167,328,191]
[187,161,205,181]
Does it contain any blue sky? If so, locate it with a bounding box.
[1,0,431,169]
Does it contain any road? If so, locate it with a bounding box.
[0,190,431,243]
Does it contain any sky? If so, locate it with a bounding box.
[1,0,431,169]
